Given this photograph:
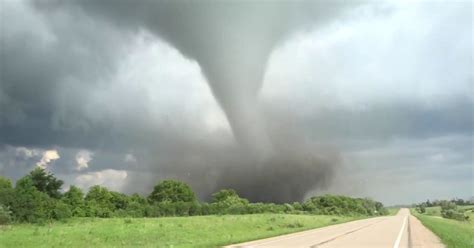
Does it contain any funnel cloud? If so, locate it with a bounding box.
[41,0,354,202]
[1,0,471,205]
[64,1,355,151]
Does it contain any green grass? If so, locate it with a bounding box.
[412,209,474,248]
[0,214,362,248]
[424,206,442,216]
[423,205,474,217]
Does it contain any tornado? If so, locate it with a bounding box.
[52,0,356,202]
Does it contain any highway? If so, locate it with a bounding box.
[226,208,444,248]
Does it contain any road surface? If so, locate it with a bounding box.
[226,208,444,248]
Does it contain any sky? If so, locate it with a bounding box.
[0,0,472,205]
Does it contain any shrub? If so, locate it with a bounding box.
[0,205,12,225]
[1,170,393,222]
[52,201,72,220]
[440,200,457,211]
[148,180,196,203]
[70,206,86,217]
[125,201,147,217]
[416,203,426,213]
[63,186,85,216]
[11,177,55,223]
[303,195,387,216]
[283,203,294,213]
[442,209,468,221]
[27,167,64,199]
[85,186,114,217]
[292,202,303,211]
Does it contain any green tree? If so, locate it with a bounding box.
[212,189,239,203]
[63,186,84,206]
[85,185,114,217]
[148,180,196,203]
[52,201,72,220]
[85,185,112,203]
[11,176,54,222]
[292,202,303,211]
[110,191,129,210]
[211,189,249,214]
[416,203,427,213]
[303,195,387,216]
[0,176,14,208]
[440,200,456,211]
[63,186,86,217]
[28,167,64,198]
[0,176,12,189]
[130,193,148,205]
[0,205,12,225]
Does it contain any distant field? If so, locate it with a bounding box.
[423,205,474,217]
[387,208,400,216]
[0,214,362,248]
[412,206,474,248]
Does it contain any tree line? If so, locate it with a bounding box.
[415,199,472,221]
[416,199,473,208]
[0,167,388,224]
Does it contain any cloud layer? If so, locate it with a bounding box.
[0,0,472,205]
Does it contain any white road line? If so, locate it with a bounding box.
[393,216,407,248]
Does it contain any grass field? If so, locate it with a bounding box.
[412,207,474,248]
[423,205,474,217]
[0,214,362,248]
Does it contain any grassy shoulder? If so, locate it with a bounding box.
[411,209,474,248]
[0,214,364,248]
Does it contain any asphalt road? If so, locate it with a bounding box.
[226,208,444,248]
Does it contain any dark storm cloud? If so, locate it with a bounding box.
[0,0,472,203]
[53,0,417,203]
[1,0,363,202]
[0,0,133,148]
[290,97,473,141]
[5,0,468,150]
[54,0,361,155]
[333,134,473,205]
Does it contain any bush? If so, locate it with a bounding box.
[0,176,14,209]
[440,200,457,212]
[27,167,64,199]
[416,203,426,214]
[85,186,114,217]
[442,209,468,221]
[0,205,12,225]
[124,201,147,217]
[11,177,55,223]
[86,202,113,218]
[292,202,303,211]
[437,201,468,221]
[52,201,72,220]
[1,170,392,222]
[63,186,85,216]
[302,195,387,216]
[70,206,86,217]
[148,180,196,204]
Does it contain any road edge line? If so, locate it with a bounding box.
[393,215,407,248]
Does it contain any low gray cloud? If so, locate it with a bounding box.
[0,0,472,204]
